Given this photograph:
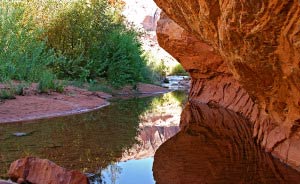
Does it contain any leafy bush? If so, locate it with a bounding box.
[95,28,149,87]
[88,82,112,94]
[45,0,112,58]
[0,0,160,90]
[14,84,26,96]
[0,3,60,83]
[0,89,16,100]
[142,52,169,82]
[43,0,151,87]
[37,72,64,93]
[170,64,188,76]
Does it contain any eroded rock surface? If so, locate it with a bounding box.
[8,157,88,184]
[155,1,300,170]
[153,103,300,183]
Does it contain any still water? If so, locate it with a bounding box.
[0,91,185,183]
[1,91,300,183]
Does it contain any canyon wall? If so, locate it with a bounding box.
[155,1,300,170]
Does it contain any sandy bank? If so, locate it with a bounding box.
[0,83,169,124]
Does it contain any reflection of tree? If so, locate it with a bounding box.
[108,164,122,184]
[0,96,154,177]
[89,164,122,184]
[0,92,187,178]
[139,91,187,127]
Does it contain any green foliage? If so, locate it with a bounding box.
[0,82,29,99]
[0,0,160,90]
[142,52,169,82]
[39,0,153,87]
[88,82,112,94]
[14,84,26,96]
[0,89,16,100]
[0,3,60,83]
[170,64,188,76]
[0,2,65,94]
[50,1,151,87]
[37,72,64,93]
[45,0,112,58]
[22,0,150,87]
[96,28,149,87]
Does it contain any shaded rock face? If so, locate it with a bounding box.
[155,1,300,169]
[8,157,88,184]
[153,103,300,183]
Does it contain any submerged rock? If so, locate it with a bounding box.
[12,133,27,137]
[8,157,88,184]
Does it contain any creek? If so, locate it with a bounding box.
[1,91,300,183]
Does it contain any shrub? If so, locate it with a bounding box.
[0,89,16,100]
[14,84,26,96]
[94,28,149,87]
[37,72,64,93]
[170,64,188,76]
[45,0,112,59]
[43,0,151,87]
[0,0,160,89]
[142,52,169,82]
[0,3,60,83]
[88,82,112,94]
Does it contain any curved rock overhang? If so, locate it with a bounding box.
[154,1,300,170]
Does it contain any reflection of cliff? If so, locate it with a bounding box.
[121,126,179,161]
[120,92,186,161]
[139,92,186,127]
[0,97,154,177]
[153,103,300,183]
[0,92,187,178]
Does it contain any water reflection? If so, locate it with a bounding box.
[99,158,154,184]
[153,103,300,184]
[0,91,186,180]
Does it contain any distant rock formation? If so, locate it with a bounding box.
[121,0,178,69]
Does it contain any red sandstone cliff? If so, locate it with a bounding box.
[155,1,300,170]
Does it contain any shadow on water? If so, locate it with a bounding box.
[153,103,300,184]
[0,91,186,181]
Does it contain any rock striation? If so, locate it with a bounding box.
[153,103,300,183]
[155,1,300,170]
[8,157,88,184]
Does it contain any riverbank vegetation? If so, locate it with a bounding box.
[0,0,167,98]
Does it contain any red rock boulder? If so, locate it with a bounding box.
[8,157,88,184]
